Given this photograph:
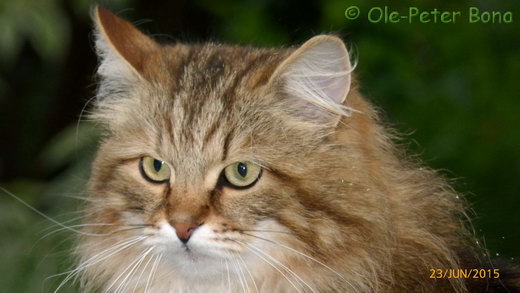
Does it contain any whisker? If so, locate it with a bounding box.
[108,256,142,293]
[51,236,147,292]
[242,232,359,293]
[246,242,316,293]
[144,253,163,293]
[237,253,251,293]
[113,247,153,293]
[219,258,226,292]
[144,253,159,293]
[241,229,293,235]
[35,233,76,271]
[39,223,151,241]
[236,252,259,293]
[0,186,96,236]
[132,250,155,293]
[75,95,97,153]
[73,232,139,251]
[56,238,144,292]
[225,257,231,293]
[58,194,95,202]
[39,215,86,234]
[233,239,302,293]
[0,186,143,239]
[229,253,247,293]
[37,209,93,228]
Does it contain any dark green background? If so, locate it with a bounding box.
[0,0,518,291]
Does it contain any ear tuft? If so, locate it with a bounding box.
[270,35,355,125]
[91,6,161,127]
[93,5,158,80]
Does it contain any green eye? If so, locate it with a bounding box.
[223,161,262,188]
[140,156,171,183]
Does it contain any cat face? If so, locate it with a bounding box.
[78,7,386,292]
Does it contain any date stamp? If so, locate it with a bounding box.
[429,268,500,279]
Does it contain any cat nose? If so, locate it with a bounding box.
[170,222,200,243]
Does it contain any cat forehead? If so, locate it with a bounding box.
[158,44,292,93]
[141,45,289,132]
[99,45,292,158]
[129,44,293,139]
[119,46,290,163]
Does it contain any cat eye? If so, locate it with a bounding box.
[139,156,171,183]
[223,161,262,188]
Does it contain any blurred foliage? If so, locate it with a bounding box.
[0,0,518,291]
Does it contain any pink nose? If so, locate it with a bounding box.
[171,222,200,243]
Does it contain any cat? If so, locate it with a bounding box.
[72,6,520,293]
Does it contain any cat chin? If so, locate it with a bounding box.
[161,253,226,279]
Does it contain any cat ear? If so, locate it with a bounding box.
[93,5,158,80]
[269,35,354,125]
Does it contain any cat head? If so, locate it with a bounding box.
[80,6,384,291]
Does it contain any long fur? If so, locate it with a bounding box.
[71,7,520,293]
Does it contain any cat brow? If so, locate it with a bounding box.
[222,128,235,161]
